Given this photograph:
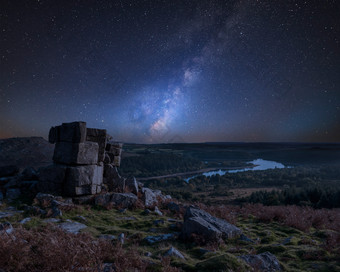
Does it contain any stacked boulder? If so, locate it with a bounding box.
[38,121,123,197]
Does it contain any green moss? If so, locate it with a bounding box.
[195,253,250,272]
[257,245,286,254]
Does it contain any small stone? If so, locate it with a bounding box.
[154,206,163,216]
[58,219,87,234]
[43,218,61,223]
[118,233,125,244]
[143,209,151,215]
[153,219,165,226]
[144,233,178,244]
[98,234,117,241]
[164,247,185,259]
[0,222,13,234]
[19,217,32,224]
[239,252,281,271]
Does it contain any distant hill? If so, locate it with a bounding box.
[0,137,54,169]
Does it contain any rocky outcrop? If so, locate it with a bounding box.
[239,252,281,271]
[37,121,124,197]
[180,206,242,242]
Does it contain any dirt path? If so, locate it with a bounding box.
[136,165,255,181]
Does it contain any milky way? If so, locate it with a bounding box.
[1,1,339,142]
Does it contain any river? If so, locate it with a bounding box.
[184,159,289,182]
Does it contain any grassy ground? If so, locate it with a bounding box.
[1,201,339,271]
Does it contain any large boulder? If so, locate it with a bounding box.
[103,164,125,192]
[86,128,107,162]
[142,188,158,208]
[53,141,99,165]
[239,252,281,271]
[94,192,137,208]
[181,207,242,242]
[125,176,138,195]
[64,165,103,196]
[111,193,137,208]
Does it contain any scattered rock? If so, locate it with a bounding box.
[144,233,178,244]
[119,208,127,213]
[103,164,125,192]
[116,216,137,220]
[142,188,158,208]
[239,234,255,244]
[181,206,242,242]
[143,209,151,215]
[118,233,125,244]
[98,234,117,241]
[72,195,94,205]
[144,252,152,257]
[43,218,61,223]
[58,219,87,234]
[19,217,32,224]
[125,176,138,195]
[76,215,87,222]
[0,222,14,234]
[154,206,163,216]
[0,211,16,219]
[239,252,281,271]
[153,219,165,226]
[24,205,47,216]
[111,193,137,208]
[164,247,185,259]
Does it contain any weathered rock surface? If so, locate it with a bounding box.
[144,233,178,244]
[125,176,138,195]
[58,219,87,234]
[53,141,99,165]
[59,122,87,143]
[104,164,125,192]
[94,192,137,208]
[86,128,107,162]
[64,165,103,196]
[181,207,242,242]
[164,247,185,259]
[0,222,14,234]
[239,252,281,271]
[142,188,158,208]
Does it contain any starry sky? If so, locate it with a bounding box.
[1,0,339,143]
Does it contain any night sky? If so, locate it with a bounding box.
[1,1,339,143]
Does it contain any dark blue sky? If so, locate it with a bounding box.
[1,0,339,143]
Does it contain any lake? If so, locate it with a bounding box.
[184,159,289,182]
